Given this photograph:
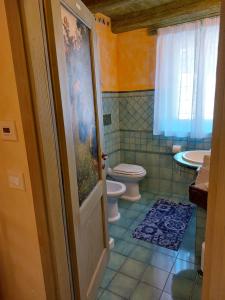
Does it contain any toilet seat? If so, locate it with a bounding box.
[113,164,145,176]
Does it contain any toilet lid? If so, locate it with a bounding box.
[113,164,145,175]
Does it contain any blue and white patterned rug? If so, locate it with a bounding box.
[132,199,195,251]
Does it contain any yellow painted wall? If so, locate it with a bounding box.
[117,29,156,91]
[0,2,46,300]
[95,14,119,91]
[95,15,157,92]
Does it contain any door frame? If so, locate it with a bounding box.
[4,0,74,299]
[202,1,225,299]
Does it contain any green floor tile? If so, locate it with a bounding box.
[100,268,117,289]
[141,192,157,200]
[129,221,141,231]
[149,251,176,272]
[130,282,162,300]
[110,225,127,239]
[185,225,196,236]
[139,197,156,206]
[141,265,169,290]
[121,230,139,245]
[115,217,133,229]
[179,237,195,252]
[113,239,135,256]
[171,259,197,280]
[164,273,195,299]
[125,209,141,219]
[108,252,126,271]
[136,212,148,222]
[151,244,178,258]
[130,245,152,263]
[120,257,147,280]
[137,239,155,250]
[129,202,147,212]
[177,248,195,260]
[108,273,138,298]
[119,200,132,209]
[177,249,200,265]
[99,289,123,300]
[119,208,129,217]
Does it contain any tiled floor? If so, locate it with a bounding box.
[97,191,206,300]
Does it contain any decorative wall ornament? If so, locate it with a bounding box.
[95,14,110,27]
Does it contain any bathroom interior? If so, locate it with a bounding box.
[1,0,225,299]
[88,2,220,300]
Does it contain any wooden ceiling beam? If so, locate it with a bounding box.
[111,0,221,33]
[84,0,133,13]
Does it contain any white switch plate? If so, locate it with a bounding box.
[7,171,25,191]
[0,120,17,141]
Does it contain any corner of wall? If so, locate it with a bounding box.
[0,2,45,299]
[96,15,157,93]
[95,13,119,92]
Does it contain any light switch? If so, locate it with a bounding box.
[0,120,17,141]
[8,171,25,191]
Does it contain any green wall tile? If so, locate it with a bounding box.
[102,91,211,197]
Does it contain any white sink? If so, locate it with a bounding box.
[183,150,211,165]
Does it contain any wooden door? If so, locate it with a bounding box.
[202,1,225,299]
[43,0,109,299]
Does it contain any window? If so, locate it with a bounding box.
[153,17,219,138]
[178,47,194,120]
[178,72,194,120]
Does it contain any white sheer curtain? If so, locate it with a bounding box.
[153,17,220,138]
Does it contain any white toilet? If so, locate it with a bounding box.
[106,180,126,223]
[108,163,147,201]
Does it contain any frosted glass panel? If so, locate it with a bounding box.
[61,6,100,205]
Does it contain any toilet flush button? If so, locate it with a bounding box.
[8,171,25,191]
[0,120,17,141]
